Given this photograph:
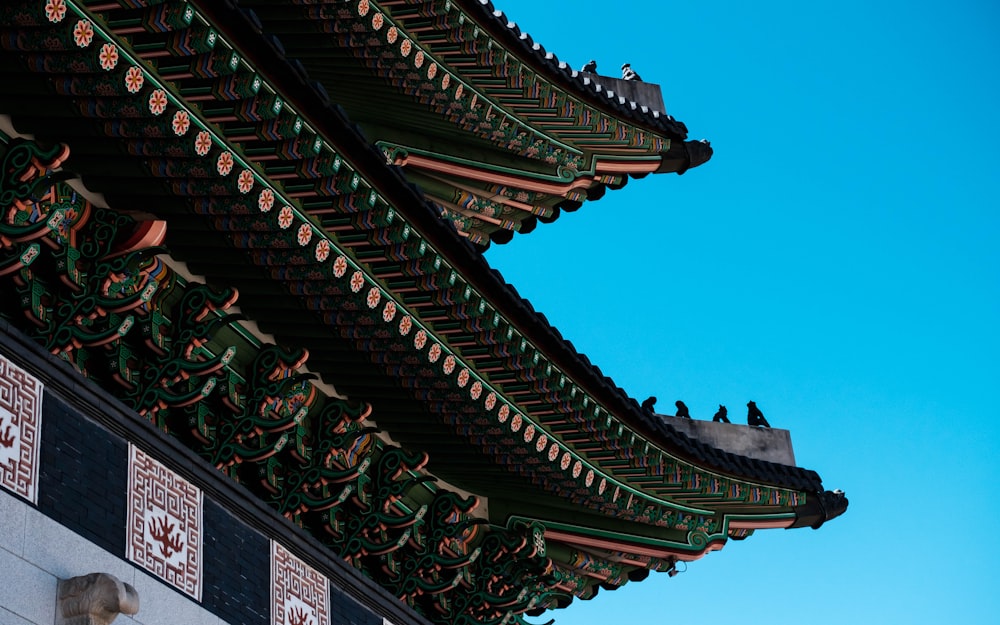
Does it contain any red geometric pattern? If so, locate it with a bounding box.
[0,353,43,503]
[127,444,202,599]
[272,541,330,625]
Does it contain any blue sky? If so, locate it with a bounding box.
[485,2,1000,623]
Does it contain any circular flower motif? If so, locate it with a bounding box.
[371,12,383,30]
[277,205,294,230]
[386,27,398,44]
[510,413,522,432]
[124,66,144,93]
[382,299,396,322]
[470,381,482,400]
[148,89,168,115]
[400,39,412,57]
[350,270,365,293]
[45,0,66,23]
[441,73,450,90]
[457,369,470,388]
[194,130,212,156]
[427,63,437,80]
[572,461,583,478]
[585,469,595,487]
[497,404,510,423]
[258,188,275,212]
[523,424,535,443]
[560,452,571,471]
[548,443,559,462]
[484,392,496,411]
[613,485,620,501]
[535,434,548,453]
[237,169,255,194]
[428,343,441,363]
[414,50,424,68]
[297,223,312,246]
[216,151,234,176]
[315,239,330,262]
[99,43,118,71]
[366,286,381,309]
[357,0,370,16]
[74,20,93,48]
[598,478,607,495]
[398,315,412,336]
[333,255,348,278]
[172,110,190,136]
[442,355,456,375]
[455,84,463,100]
[413,330,427,350]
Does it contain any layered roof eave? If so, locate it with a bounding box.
[0,0,842,555]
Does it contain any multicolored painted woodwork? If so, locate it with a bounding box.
[0,2,836,622]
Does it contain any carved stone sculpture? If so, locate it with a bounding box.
[57,573,140,625]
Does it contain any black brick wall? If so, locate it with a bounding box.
[37,391,127,557]
[330,585,385,625]
[203,499,270,625]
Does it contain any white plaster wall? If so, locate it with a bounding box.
[0,489,227,625]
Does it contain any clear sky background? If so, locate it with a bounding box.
[484,2,999,624]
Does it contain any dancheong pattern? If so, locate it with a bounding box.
[0,352,43,503]
[272,541,331,625]
[127,444,203,600]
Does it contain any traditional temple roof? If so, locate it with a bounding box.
[203,0,713,246]
[0,1,845,622]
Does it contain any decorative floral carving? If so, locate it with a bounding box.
[258,188,275,212]
[148,90,167,115]
[332,255,348,278]
[296,223,312,246]
[45,0,67,24]
[349,271,364,293]
[171,111,190,136]
[194,131,212,156]
[73,20,93,48]
[277,206,294,230]
[398,315,412,336]
[237,169,254,194]
[124,67,143,94]
[99,43,118,71]
[216,152,234,176]
[314,239,330,262]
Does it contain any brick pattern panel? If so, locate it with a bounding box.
[202,499,270,625]
[37,393,127,556]
[127,444,203,600]
[0,352,44,502]
[273,541,331,625]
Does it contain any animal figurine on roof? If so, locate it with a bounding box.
[713,405,730,423]
[747,401,771,428]
[582,60,597,73]
[675,400,691,419]
[621,63,642,81]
